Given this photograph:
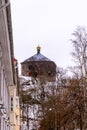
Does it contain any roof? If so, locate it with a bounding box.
[21,45,54,63]
[21,52,52,63]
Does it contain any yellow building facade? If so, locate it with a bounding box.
[9,59,21,130]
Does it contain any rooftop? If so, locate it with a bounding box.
[21,45,52,63]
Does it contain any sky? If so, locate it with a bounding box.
[10,0,87,74]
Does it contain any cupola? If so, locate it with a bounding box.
[36,45,41,54]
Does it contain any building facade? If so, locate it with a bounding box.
[9,58,20,130]
[0,0,20,130]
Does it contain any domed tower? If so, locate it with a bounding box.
[21,45,56,81]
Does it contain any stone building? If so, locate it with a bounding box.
[21,45,56,81]
[0,1,20,130]
[20,45,56,129]
[9,58,21,130]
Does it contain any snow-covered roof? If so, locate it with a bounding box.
[22,53,52,63]
[21,45,53,63]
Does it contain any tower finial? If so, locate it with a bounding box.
[36,45,41,53]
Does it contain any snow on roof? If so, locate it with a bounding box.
[21,52,52,63]
[21,45,56,64]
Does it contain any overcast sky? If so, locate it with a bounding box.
[10,0,87,74]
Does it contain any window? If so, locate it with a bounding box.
[16,115,18,125]
[11,97,13,111]
[16,97,19,107]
